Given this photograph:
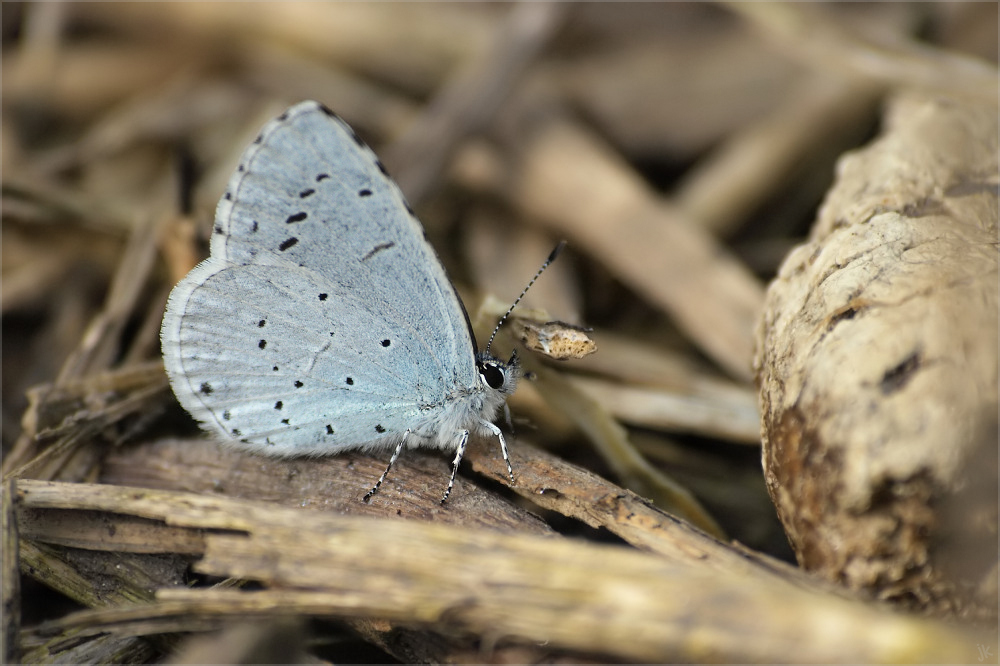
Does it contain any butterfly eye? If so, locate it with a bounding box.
[481,363,505,390]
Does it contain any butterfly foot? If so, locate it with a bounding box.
[362,432,409,503]
[363,471,387,504]
[439,473,456,504]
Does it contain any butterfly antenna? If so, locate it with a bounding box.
[485,240,567,355]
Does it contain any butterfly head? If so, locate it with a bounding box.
[475,350,520,399]
[475,241,562,412]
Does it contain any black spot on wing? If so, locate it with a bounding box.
[281,418,290,425]
[277,110,290,121]
[375,160,389,176]
[258,319,266,327]
[299,189,315,198]
[345,377,354,385]
[274,401,283,410]
[326,424,335,435]
[375,424,386,434]
[200,382,213,395]
[317,103,337,118]
[251,221,259,233]
[381,339,391,347]
[358,189,372,197]
[294,380,303,388]
[278,237,298,251]
[258,339,267,350]
[223,410,231,421]
[316,173,330,182]
[286,212,307,224]
[223,192,232,201]
[318,293,328,301]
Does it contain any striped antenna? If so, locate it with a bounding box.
[485,240,567,354]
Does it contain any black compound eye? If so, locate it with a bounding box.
[482,363,505,390]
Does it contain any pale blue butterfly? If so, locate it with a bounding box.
[161,101,561,502]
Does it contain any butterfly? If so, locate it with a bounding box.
[161,100,561,502]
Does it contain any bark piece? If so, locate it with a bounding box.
[755,91,998,618]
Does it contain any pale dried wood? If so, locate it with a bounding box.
[16,479,983,664]
[50,436,791,587]
[755,91,998,618]
[100,437,554,535]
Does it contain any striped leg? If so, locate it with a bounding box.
[441,429,470,504]
[363,429,410,503]
[484,420,515,486]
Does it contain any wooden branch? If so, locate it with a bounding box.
[755,91,999,618]
[16,479,983,664]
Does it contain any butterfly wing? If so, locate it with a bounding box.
[161,101,478,455]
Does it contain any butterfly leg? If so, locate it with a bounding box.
[503,403,514,431]
[363,429,410,502]
[483,420,515,487]
[441,429,470,504]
